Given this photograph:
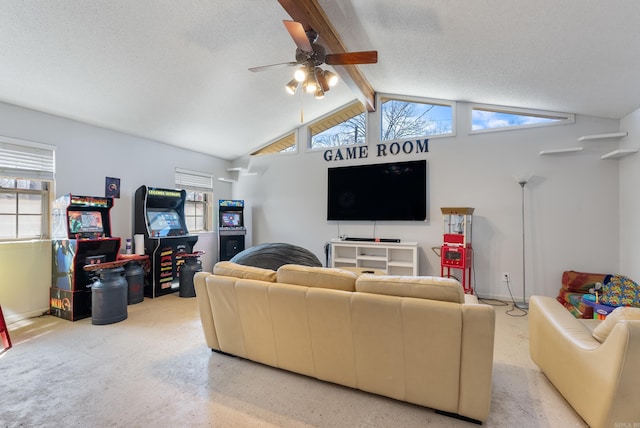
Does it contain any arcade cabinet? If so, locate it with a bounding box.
[134,186,198,298]
[50,194,121,321]
[218,200,246,261]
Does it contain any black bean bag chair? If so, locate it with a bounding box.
[230,242,321,271]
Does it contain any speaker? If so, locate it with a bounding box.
[219,234,245,261]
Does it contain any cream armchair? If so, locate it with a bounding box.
[528,295,640,428]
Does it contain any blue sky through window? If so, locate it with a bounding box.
[472,109,561,131]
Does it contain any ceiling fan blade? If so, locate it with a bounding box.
[249,62,298,72]
[283,20,312,52]
[325,51,378,66]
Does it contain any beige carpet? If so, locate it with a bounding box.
[0,295,586,427]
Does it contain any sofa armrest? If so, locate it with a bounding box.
[529,295,640,428]
[194,271,220,350]
[458,303,495,422]
[464,294,479,304]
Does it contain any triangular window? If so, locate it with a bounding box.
[471,105,574,132]
[309,102,366,149]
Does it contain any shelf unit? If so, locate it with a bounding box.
[539,132,636,159]
[330,239,418,276]
[601,148,639,160]
[577,132,636,159]
[539,147,583,155]
[577,132,628,142]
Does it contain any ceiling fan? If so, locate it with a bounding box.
[249,20,377,99]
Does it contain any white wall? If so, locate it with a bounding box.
[234,103,623,301]
[0,101,231,322]
[619,107,640,280]
[1,99,633,322]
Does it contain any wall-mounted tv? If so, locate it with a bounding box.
[327,160,427,221]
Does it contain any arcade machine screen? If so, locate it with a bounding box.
[68,211,104,236]
[220,211,242,228]
[147,208,185,237]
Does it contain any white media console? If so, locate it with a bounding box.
[329,239,418,276]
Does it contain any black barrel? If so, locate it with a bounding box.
[91,266,128,325]
[179,257,202,298]
[124,261,145,305]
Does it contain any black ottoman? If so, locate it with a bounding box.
[230,242,321,271]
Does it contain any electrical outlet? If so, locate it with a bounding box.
[502,272,510,282]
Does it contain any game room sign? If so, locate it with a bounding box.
[323,139,428,162]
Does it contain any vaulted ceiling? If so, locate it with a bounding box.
[1,1,639,160]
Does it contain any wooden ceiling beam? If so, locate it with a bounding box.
[277,0,376,112]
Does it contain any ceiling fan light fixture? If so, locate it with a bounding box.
[294,68,306,82]
[314,87,325,99]
[303,76,318,94]
[285,79,299,95]
[315,68,330,92]
[324,70,338,87]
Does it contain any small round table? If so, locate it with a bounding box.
[581,295,616,320]
[84,260,129,325]
[119,254,150,304]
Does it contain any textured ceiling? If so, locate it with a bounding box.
[0,1,639,160]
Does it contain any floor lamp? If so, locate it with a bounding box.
[515,179,528,310]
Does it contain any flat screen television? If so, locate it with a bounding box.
[68,211,104,234]
[146,208,186,237]
[327,160,427,221]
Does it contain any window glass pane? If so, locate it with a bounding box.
[195,204,204,216]
[0,214,16,238]
[186,217,196,231]
[16,179,34,189]
[311,112,366,148]
[471,109,562,131]
[0,179,16,189]
[18,215,41,238]
[195,218,204,231]
[251,133,296,156]
[0,193,16,213]
[184,203,196,216]
[380,99,453,141]
[19,193,42,214]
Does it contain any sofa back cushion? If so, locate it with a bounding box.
[592,306,640,342]
[213,261,277,282]
[356,275,465,304]
[277,264,358,292]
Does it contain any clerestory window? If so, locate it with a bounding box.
[251,132,296,156]
[380,96,455,141]
[309,102,366,149]
[470,104,574,133]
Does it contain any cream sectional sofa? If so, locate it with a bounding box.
[194,261,496,422]
[529,295,640,428]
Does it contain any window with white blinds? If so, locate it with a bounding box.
[0,136,55,240]
[175,168,214,191]
[175,168,214,232]
[0,136,55,180]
